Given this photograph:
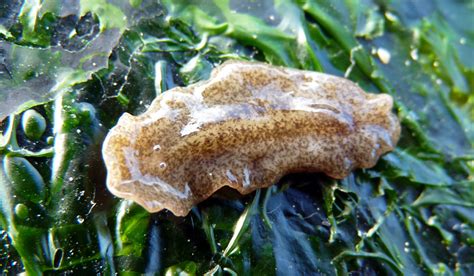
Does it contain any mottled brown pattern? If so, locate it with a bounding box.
[102,60,401,216]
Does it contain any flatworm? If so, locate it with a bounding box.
[102,60,400,216]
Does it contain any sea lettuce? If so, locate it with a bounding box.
[1,0,473,274]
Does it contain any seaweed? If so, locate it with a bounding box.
[0,0,473,274]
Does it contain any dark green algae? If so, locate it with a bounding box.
[0,0,473,274]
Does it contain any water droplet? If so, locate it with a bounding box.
[384,12,398,22]
[76,215,84,224]
[269,15,275,21]
[404,60,411,66]
[433,61,439,67]
[68,177,74,181]
[14,204,29,219]
[153,144,161,151]
[460,37,466,45]
[377,48,391,64]
[343,158,352,170]
[410,49,418,60]
[159,162,167,169]
[76,129,81,134]
[252,34,258,39]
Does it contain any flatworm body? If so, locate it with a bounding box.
[102,60,400,216]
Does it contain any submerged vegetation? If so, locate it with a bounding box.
[0,0,473,274]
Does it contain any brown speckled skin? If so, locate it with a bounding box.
[102,60,400,216]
